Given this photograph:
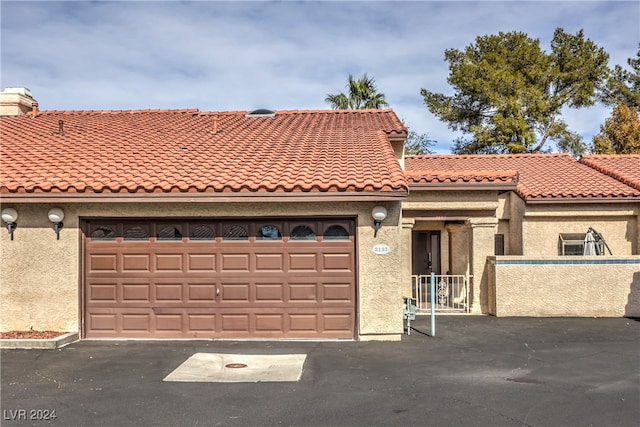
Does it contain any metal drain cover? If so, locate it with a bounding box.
[225,363,248,369]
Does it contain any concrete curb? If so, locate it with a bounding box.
[0,332,79,349]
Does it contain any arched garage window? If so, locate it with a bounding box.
[223,225,249,240]
[124,225,150,240]
[157,226,182,240]
[323,225,349,240]
[290,225,316,240]
[91,226,116,240]
[257,225,282,240]
[191,225,216,240]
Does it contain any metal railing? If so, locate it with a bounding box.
[412,274,471,313]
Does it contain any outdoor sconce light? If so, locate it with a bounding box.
[1,208,18,240]
[371,206,387,238]
[48,208,64,240]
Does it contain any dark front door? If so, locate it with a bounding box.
[411,231,441,276]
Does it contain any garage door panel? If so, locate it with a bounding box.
[221,314,250,332]
[255,253,284,271]
[155,314,183,332]
[187,254,216,271]
[88,254,118,272]
[122,313,151,331]
[255,283,284,302]
[187,284,217,302]
[221,253,250,271]
[255,314,284,332]
[155,254,183,271]
[122,283,150,302]
[323,314,353,332]
[87,312,118,332]
[187,314,216,332]
[289,283,318,302]
[323,283,353,302]
[155,283,184,302]
[322,253,352,271]
[289,314,318,331]
[122,253,151,272]
[85,218,355,339]
[220,283,250,302]
[87,282,118,302]
[289,253,318,271]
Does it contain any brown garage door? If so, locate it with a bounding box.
[84,219,356,339]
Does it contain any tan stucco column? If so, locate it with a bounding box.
[636,211,640,255]
[445,222,470,277]
[401,217,415,297]
[468,217,499,313]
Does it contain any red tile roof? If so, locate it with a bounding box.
[405,154,640,202]
[1,109,408,197]
[580,155,640,192]
[405,169,518,186]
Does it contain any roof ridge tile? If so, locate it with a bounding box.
[36,108,201,115]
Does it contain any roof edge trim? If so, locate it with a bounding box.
[524,196,640,204]
[409,183,517,191]
[1,191,408,203]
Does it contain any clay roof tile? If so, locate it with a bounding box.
[1,109,408,196]
[405,154,639,201]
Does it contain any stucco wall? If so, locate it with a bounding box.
[488,256,640,317]
[0,204,79,332]
[0,200,404,340]
[521,204,638,256]
[403,190,499,211]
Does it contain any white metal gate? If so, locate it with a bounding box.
[412,275,471,313]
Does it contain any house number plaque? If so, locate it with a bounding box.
[372,244,391,255]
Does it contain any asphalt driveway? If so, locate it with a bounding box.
[2,316,639,427]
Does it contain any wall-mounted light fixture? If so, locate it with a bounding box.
[1,208,18,240]
[48,208,64,240]
[371,206,387,238]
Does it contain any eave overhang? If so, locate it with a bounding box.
[0,190,409,203]
[409,182,517,191]
[523,196,640,204]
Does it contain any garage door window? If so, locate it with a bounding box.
[191,225,216,240]
[124,225,150,240]
[290,225,316,240]
[157,226,183,240]
[257,225,282,240]
[223,225,249,240]
[323,225,349,240]
[91,226,117,240]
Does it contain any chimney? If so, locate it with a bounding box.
[0,87,37,116]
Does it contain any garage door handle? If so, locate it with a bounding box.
[216,288,220,296]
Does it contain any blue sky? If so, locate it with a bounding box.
[2,1,638,153]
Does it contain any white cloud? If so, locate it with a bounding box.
[1,1,638,153]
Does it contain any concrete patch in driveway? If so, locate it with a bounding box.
[163,353,307,383]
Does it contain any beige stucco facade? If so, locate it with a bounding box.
[519,204,639,256]
[402,188,640,317]
[0,200,405,340]
[401,189,501,313]
[3,185,639,339]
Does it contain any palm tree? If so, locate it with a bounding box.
[325,73,389,109]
